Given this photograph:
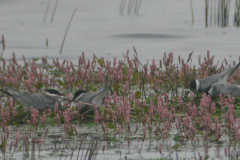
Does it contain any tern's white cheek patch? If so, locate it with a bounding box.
[196,80,200,91]
[208,87,213,96]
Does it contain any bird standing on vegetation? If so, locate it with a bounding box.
[208,82,240,97]
[189,62,240,93]
[73,74,109,114]
[0,81,63,111]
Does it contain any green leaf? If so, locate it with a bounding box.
[143,105,149,112]
[221,106,228,113]
[86,85,97,92]
[37,64,53,69]
[235,103,240,107]
[36,83,44,89]
[68,128,74,136]
[38,132,43,136]
[132,71,140,83]
[49,70,65,76]
[107,123,114,129]
[0,140,6,149]
[97,59,104,67]
[113,83,120,91]
[204,155,209,160]
[173,135,181,142]
[46,118,56,126]
[172,144,180,151]
[122,66,128,74]
[12,121,17,126]
[109,137,117,142]
[234,110,240,118]
[34,58,39,62]
[61,89,69,95]
[146,95,155,104]
[234,97,240,103]
[19,145,22,151]
[135,91,141,99]
[55,80,65,86]
[83,121,95,128]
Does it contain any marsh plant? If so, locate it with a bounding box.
[0,34,240,159]
[205,0,231,27]
[120,0,142,15]
[234,0,240,26]
[204,0,240,28]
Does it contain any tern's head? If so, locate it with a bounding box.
[189,79,197,91]
[45,89,64,97]
[73,90,87,101]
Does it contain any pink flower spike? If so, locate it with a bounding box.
[143,127,146,141]
[134,124,138,135]
[55,102,58,113]
[45,127,49,138]
[72,124,77,135]
[114,127,121,136]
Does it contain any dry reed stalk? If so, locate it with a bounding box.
[190,0,194,27]
[51,0,59,22]
[120,0,126,15]
[44,0,50,23]
[60,9,76,54]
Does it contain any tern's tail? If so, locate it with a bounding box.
[0,81,18,93]
[0,88,27,104]
[0,89,14,97]
[221,62,240,82]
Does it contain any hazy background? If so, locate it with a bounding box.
[0,0,239,66]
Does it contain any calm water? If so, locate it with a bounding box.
[0,0,239,66]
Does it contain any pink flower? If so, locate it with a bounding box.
[114,127,121,136]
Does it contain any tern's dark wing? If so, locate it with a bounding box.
[76,75,109,114]
[0,89,30,105]
[198,74,225,93]
[16,93,44,110]
[41,95,62,110]
[217,83,240,97]
[198,62,240,92]
[220,62,240,82]
[77,92,98,106]
[210,82,240,97]
[22,94,61,111]
[76,88,106,113]
[0,81,21,95]
[75,92,97,113]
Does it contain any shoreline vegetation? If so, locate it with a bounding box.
[0,44,239,159]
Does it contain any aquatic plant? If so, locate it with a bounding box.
[205,0,231,27]
[234,0,240,26]
[120,0,142,15]
[0,47,240,159]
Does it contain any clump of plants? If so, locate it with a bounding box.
[0,38,240,159]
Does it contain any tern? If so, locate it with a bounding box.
[73,74,109,114]
[208,82,240,97]
[0,81,63,111]
[189,62,240,93]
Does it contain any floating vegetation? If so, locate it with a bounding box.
[0,38,240,159]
